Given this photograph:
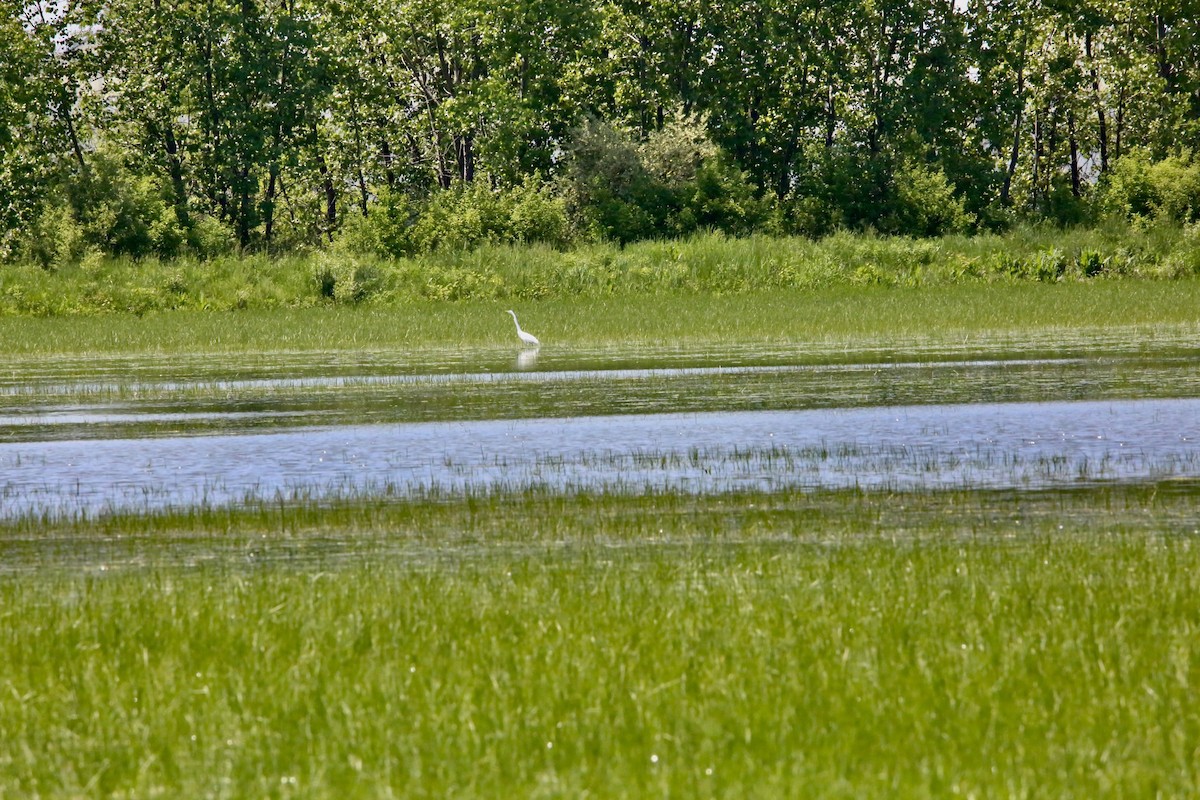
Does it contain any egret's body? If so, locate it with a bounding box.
[507,310,540,346]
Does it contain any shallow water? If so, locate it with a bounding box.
[3,351,1199,443]
[3,339,1199,518]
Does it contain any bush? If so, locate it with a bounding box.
[682,155,772,236]
[1100,149,1200,225]
[412,179,572,252]
[411,182,504,252]
[15,203,89,270]
[311,256,383,303]
[340,178,573,258]
[6,144,226,266]
[507,178,573,249]
[558,118,687,244]
[185,214,236,258]
[66,145,186,258]
[886,162,975,237]
[337,188,418,258]
[639,114,718,189]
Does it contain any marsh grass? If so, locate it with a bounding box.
[2,485,1199,797]
[1,280,1199,358]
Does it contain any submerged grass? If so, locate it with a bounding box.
[1,485,1199,797]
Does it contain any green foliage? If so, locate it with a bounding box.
[638,113,718,189]
[5,224,1200,317]
[343,179,573,258]
[337,189,418,258]
[1100,149,1200,226]
[886,162,975,237]
[13,204,89,271]
[559,118,676,243]
[507,178,574,248]
[66,147,185,259]
[6,0,1200,256]
[681,155,772,236]
[559,116,775,243]
[411,179,572,252]
[310,254,385,304]
[11,151,235,268]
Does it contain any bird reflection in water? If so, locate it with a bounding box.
[516,348,539,370]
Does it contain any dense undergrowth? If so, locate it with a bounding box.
[3,224,1200,316]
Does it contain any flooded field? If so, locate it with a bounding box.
[4,316,1200,799]
[2,334,1198,518]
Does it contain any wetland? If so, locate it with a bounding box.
[2,287,1199,797]
[1,348,1199,519]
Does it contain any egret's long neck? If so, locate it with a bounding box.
[510,312,521,332]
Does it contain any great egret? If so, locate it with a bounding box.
[507,310,540,347]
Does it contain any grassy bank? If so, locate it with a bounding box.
[3,225,1200,318]
[2,485,1199,797]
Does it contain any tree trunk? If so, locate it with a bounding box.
[1115,86,1125,162]
[1155,14,1176,88]
[379,136,397,189]
[316,149,337,240]
[236,165,253,249]
[1086,31,1108,174]
[1031,107,1042,206]
[1068,110,1080,198]
[456,132,474,182]
[264,164,278,246]
[1002,63,1025,206]
[824,79,837,149]
[201,9,228,220]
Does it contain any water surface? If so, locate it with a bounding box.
[1,397,1196,518]
[2,343,1197,519]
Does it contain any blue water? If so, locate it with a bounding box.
[1,397,1196,518]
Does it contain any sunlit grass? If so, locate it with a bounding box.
[1,280,1199,357]
[3,224,1200,317]
[1,485,1199,797]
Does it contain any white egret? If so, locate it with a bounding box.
[507,310,540,347]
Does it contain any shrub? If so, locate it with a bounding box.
[343,179,573,257]
[639,113,718,189]
[15,203,89,270]
[66,145,183,258]
[508,178,573,249]
[8,144,219,265]
[682,155,772,236]
[185,214,236,258]
[558,118,681,244]
[1100,149,1200,225]
[311,256,382,303]
[338,188,417,258]
[887,162,975,237]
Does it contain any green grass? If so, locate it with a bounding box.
[1,280,1199,358]
[2,486,1199,797]
[3,224,1200,318]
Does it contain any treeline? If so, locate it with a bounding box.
[3,0,1200,265]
